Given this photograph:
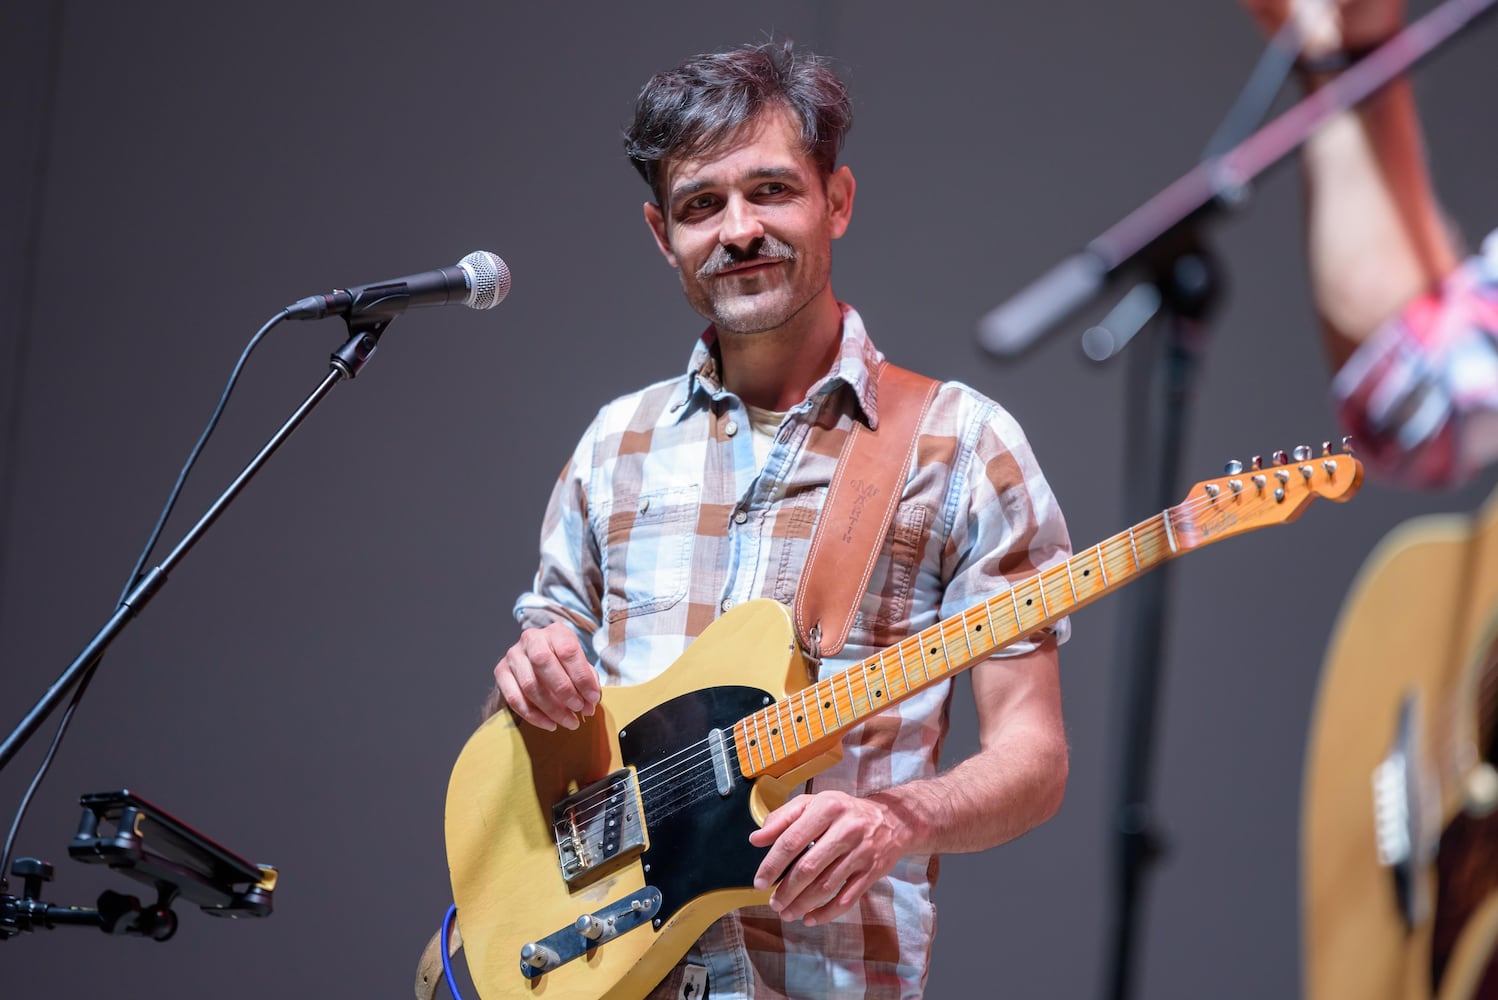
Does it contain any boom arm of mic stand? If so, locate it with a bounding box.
[0,324,384,773]
[977,0,1497,359]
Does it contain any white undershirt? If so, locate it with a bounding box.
[745,404,787,470]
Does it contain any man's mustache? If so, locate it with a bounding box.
[695,237,797,280]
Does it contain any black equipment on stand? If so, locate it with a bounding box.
[975,3,1495,998]
[2,789,274,941]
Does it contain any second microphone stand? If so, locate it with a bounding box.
[1096,246,1221,1000]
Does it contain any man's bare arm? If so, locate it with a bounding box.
[751,641,1067,925]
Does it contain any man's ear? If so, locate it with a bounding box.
[642,201,679,269]
[826,166,856,240]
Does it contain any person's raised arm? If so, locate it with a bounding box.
[1241,0,1461,368]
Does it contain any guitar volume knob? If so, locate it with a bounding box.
[521,942,562,970]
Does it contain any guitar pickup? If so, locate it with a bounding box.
[552,768,646,888]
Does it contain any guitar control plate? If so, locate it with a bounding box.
[552,768,646,887]
[519,886,662,979]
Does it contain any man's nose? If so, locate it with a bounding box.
[719,195,765,248]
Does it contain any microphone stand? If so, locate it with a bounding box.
[1102,247,1219,1000]
[0,318,390,773]
[970,3,1496,999]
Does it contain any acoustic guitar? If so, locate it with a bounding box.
[1302,484,1498,1000]
[446,447,1362,1000]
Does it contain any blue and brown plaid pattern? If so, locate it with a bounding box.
[514,305,1071,998]
[1334,229,1498,488]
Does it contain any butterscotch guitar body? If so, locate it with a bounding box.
[1303,488,1498,1000]
[445,600,836,1000]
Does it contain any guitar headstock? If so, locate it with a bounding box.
[1173,441,1364,548]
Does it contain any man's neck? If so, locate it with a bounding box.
[715,292,844,412]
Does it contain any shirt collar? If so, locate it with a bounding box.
[673,303,886,427]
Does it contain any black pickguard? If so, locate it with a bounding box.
[617,686,769,925]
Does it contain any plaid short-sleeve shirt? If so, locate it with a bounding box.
[1333,228,1498,488]
[515,305,1071,999]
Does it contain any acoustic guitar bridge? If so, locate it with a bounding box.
[1372,693,1436,929]
[552,768,646,888]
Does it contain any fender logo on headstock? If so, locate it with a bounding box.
[1194,502,1240,540]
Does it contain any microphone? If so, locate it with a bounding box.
[977,251,1109,358]
[285,250,511,321]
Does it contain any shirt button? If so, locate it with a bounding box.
[721,597,735,612]
[725,420,739,437]
[733,509,748,525]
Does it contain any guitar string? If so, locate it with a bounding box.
[550,467,1353,831]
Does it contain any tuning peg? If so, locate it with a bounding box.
[1341,435,1355,455]
[1321,441,1332,457]
[1293,444,1313,461]
[1272,450,1289,465]
[1251,455,1262,470]
[1224,459,1244,475]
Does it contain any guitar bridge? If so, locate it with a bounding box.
[1371,692,1437,929]
[552,768,646,888]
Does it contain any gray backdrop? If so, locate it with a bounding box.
[2,2,1495,997]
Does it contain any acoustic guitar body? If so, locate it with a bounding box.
[1303,488,1498,1000]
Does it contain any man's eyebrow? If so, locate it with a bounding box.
[669,166,801,203]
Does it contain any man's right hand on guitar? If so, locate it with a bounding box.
[491,622,601,731]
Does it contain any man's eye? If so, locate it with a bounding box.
[687,195,717,211]
[760,183,787,196]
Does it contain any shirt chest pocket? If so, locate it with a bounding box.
[598,485,700,622]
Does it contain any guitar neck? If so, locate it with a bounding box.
[731,443,1367,778]
[732,506,1196,779]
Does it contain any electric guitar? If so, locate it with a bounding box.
[445,446,1363,1000]
[1302,484,1498,1000]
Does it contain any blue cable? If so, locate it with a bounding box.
[441,904,465,1000]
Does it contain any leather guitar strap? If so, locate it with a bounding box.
[793,361,940,664]
[414,920,461,1000]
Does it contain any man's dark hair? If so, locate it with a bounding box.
[624,41,853,205]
